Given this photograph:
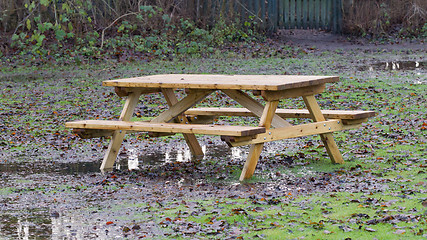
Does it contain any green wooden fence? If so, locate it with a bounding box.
[277,0,342,32]
[191,0,343,33]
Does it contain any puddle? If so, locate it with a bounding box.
[116,144,248,171]
[0,208,136,239]
[116,142,296,172]
[359,61,426,71]
[0,210,52,239]
[0,161,101,175]
[0,142,297,239]
[1,141,297,175]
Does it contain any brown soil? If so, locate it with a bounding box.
[277,29,426,51]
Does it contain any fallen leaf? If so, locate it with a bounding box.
[339,225,353,232]
[365,227,376,232]
[393,229,406,234]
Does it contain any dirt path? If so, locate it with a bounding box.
[278,29,426,51]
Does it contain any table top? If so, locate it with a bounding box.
[103,74,339,91]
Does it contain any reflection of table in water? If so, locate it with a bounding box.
[116,144,254,172]
[66,74,376,180]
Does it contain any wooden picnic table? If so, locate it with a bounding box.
[66,74,375,181]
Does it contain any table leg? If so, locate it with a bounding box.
[240,101,279,181]
[100,91,141,170]
[302,95,344,164]
[161,89,204,156]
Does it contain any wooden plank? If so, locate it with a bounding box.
[100,91,141,170]
[333,0,343,33]
[278,0,284,27]
[184,107,376,120]
[220,135,255,146]
[151,90,213,123]
[226,119,360,147]
[162,88,204,156]
[148,132,176,137]
[315,0,321,29]
[342,118,368,125]
[296,0,302,28]
[261,84,325,100]
[272,0,279,30]
[73,129,113,139]
[290,0,296,28]
[73,128,148,139]
[103,74,339,91]
[222,89,292,128]
[186,115,215,124]
[321,0,328,29]
[302,0,308,28]
[114,87,161,97]
[303,95,344,164]
[332,0,337,32]
[240,101,279,181]
[325,0,331,30]
[260,0,267,28]
[283,0,290,27]
[65,120,266,137]
[259,101,278,129]
[309,0,315,28]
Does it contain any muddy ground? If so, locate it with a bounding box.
[0,30,426,239]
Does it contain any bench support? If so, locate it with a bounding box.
[100,90,141,170]
[240,100,279,181]
[223,119,361,147]
[303,95,344,164]
[222,89,291,128]
[161,88,204,156]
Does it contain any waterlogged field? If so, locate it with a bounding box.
[0,46,426,239]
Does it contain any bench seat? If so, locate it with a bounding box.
[66,120,266,137]
[185,107,376,120]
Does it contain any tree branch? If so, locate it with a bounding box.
[100,12,139,49]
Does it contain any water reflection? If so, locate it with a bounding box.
[0,212,52,239]
[115,140,298,171]
[116,148,139,170]
[17,220,30,240]
[1,211,124,239]
[117,144,250,171]
[360,61,426,71]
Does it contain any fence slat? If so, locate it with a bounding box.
[334,0,342,33]
[290,0,295,28]
[278,0,284,27]
[332,0,337,32]
[308,0,314,29]
[302,0,307,29]
[297,0,303,29]
[283,0,289,27]
[321,0,327,29]
[315,0,320,29]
